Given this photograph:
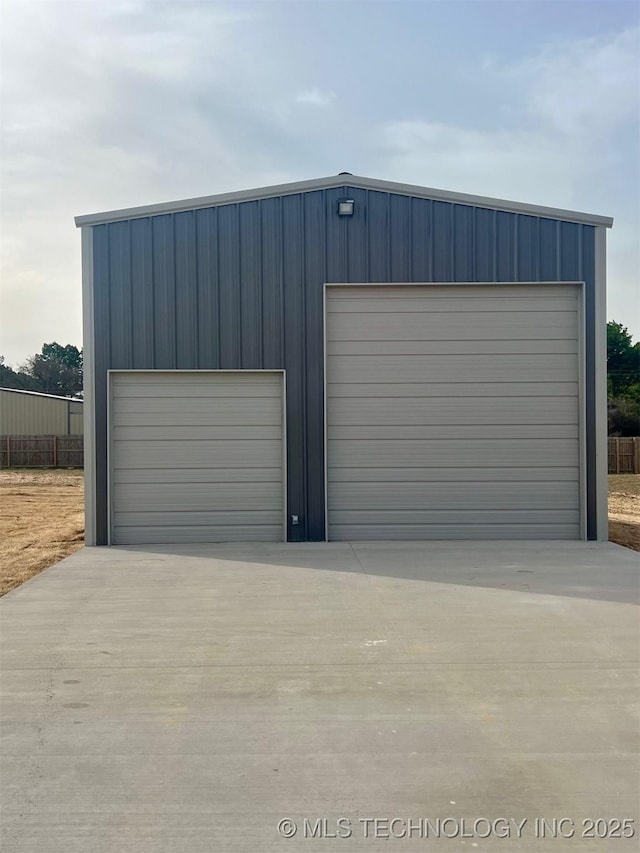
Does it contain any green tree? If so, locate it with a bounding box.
[607,321,640,436]
[0,355,38,391]
[607,321,640,399]
[23,343,83,397]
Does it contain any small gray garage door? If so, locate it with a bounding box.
[110,371,285,544]
[326,284,582,540]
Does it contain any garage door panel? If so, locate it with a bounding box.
[113,482,282,512]
[112,396,281,423]
[114,510,282,526]
[328,283,579,302]
[114,467,282,484]
[327,354,577,383]
[329,425,577,440]
[329,524,579,541]
[330,339,579,356]
[326,284,581,540]
[114,525,283,545]
[329,439,579,467]
[328,313,577,341]
[113,439,282,469]
[110,372,284,544]
[113,380,281,398]
[329,467,579,483]
[328,481,578,510]
[329,397,578,426]
[327,296,578,314]
[333,510,579,525]
[328,382,578,398]
[113,425,282,441]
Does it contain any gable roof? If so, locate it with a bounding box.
[75,173,614,229]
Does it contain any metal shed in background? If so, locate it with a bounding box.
[76,174,612,546]
[0,388,83,436]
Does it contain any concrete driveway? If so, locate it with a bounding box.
[1,541,638,852]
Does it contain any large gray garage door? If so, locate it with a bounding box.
[326,284,582,540]
[110,371,285,544]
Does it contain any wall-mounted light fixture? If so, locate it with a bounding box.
[337,199,355,217]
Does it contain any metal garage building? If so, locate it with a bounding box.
[76,174,612,546]
[0,388,83,436]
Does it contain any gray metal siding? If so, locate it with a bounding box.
[0,390,83,436]
[326,284,581,540]
[90,187,597,544]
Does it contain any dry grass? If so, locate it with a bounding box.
[608,474,640,552]
[0,468,84,596]
[0,469,637,597]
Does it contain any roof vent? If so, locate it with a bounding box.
[338,171,352,175]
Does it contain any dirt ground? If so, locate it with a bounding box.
[608,473,640,552]
[0,469,637,597]
[0,469,84,597]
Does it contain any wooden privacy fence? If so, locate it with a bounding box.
[608,437,640,474]
[0,434,638,473]
[0,435,84,468]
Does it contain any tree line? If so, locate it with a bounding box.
[607,322,640,437]
[0,343,83,398]
[1,325,638,433]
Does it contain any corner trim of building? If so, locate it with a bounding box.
[594,226,609,541]
[81,226,97,546]
[577,282,588,541]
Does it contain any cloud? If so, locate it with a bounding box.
[294,88,336,107]
[378,27,639,203]
[379,122,581,204]
[0,1,269,363]
[371,27,639,335]
[0,3,638,364]
[522,29,639,136]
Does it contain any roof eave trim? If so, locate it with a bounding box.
[74,174,614,228]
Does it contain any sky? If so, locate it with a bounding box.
[1,0,638,366]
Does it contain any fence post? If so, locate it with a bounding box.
[634,437,640,475]
[53,436,58,468]
[615,437,620,475]
[6,436,10,469]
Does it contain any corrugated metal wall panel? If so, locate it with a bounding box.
[260,197,284,369]
[325,187,348,282]
[218,204,241,368]
[347,188,369,281]
[152,215,177,369]
[410,197,430,281]
[368,191,391,281]
[195,207,220,369]
[131,218,154,368]
[390,194,411,281]
[474,208,495,282]
[91,186,598,543]
[175,211,198,370]
[93,224,111,544]
[239,202,261,367]
[432,200,453,282]
[539,218,559,280]
[0,391,83,435]
[109,221,133,369]
[304,190,329,540]
[281,194,307,539]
